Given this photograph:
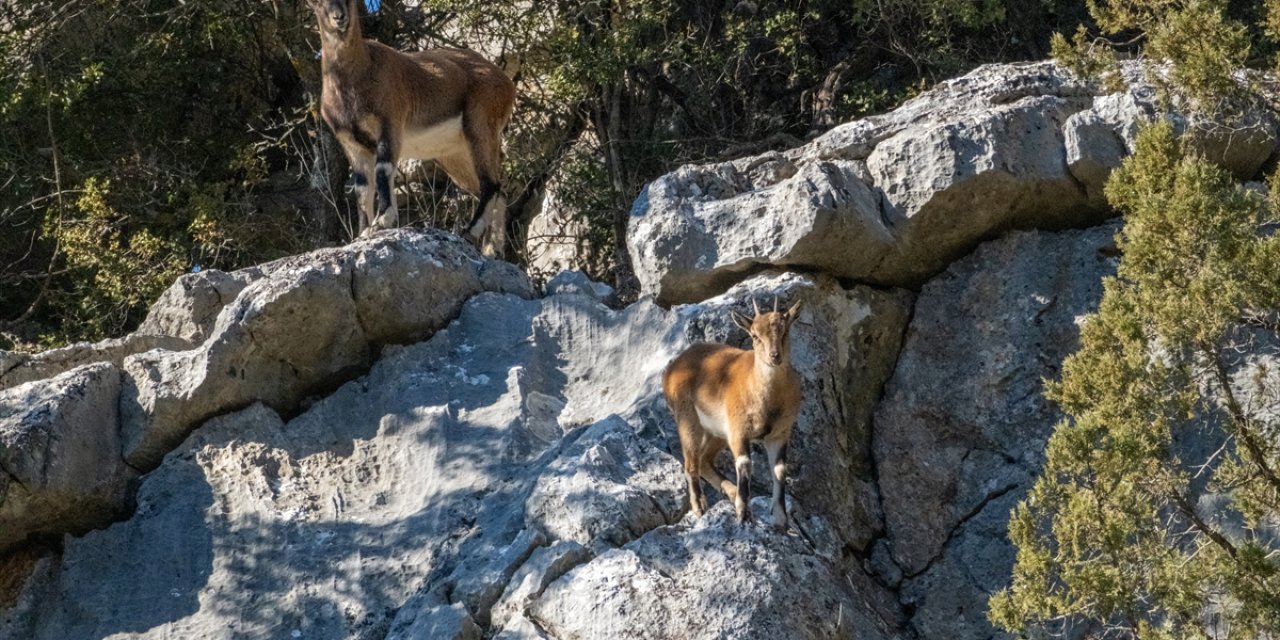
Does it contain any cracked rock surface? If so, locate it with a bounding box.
[0,230,529,559]
[530,501,901,640]
[873,223,1120,639]
[1,269,907,639]
[0,364,136,553]
[627,61,1277,305]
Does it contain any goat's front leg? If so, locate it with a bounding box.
[764,439,789,531]
[728,436,753,525]
[371,125,400,232]
[336,136,377,239]
[353,166,374,236]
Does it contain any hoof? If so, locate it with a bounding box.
[371,210,398,231]
[691,496,708,517]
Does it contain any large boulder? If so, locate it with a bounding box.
[119,229,532,470]
[530,501,903,640]
[872,223,1119,639]
[0,364,136,554]
[135,267,268,345]
[628,61,1279,305]
[0,229,529,569]
[1,265,266,391]
[1,270,909,639]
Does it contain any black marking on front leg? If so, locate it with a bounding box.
[335,124,378,153]
[374,129,394,217]
[736,462,752,523]
[352,171,368,189]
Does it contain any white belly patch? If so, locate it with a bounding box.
[695,406,730,440]
[400,115,466,161]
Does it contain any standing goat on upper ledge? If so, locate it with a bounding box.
[663,298,803,529]
[307,0,516,256]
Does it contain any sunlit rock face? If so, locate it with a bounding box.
[628,61,1277,305]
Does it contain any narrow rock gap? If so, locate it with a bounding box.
[524,610,561,640]
[346,264,373,341]
[864,291,917,545]
[858,293,916,615]
[0,354,26,381]
[901,481,1020,582]
[0,461,27,493]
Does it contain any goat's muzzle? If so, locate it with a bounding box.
[328,7,348,32]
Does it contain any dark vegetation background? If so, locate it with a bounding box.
[0,0,1092,347]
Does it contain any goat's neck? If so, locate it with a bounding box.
[320,22,371,76]
[750,352,791,394]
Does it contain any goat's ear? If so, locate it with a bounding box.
[785,300,803,324]
[731,310,752,334]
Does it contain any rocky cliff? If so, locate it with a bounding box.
[2,61,1277,639]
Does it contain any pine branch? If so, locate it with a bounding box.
[1202,341,1280,494]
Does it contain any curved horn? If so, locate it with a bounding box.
[752,298,760,317]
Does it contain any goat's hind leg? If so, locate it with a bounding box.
[471,177,506,258]
[460,109,506,256]
[675,415,708,517]
[435,148,504,256]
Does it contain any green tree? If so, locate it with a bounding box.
[0,0,328,344]
[990,120,1280,638]
[1049,0,1280,108]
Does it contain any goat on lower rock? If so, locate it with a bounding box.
[308,0,516,256]
[662,298,803,529]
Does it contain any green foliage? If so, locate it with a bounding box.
[42,178,187,340]
[991,121,1280,638]
[0,0,326,344]
[1051,0,1279,110]
[545,145,617,281]
[2,0,1092,343]
[1050,25,1118,83]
